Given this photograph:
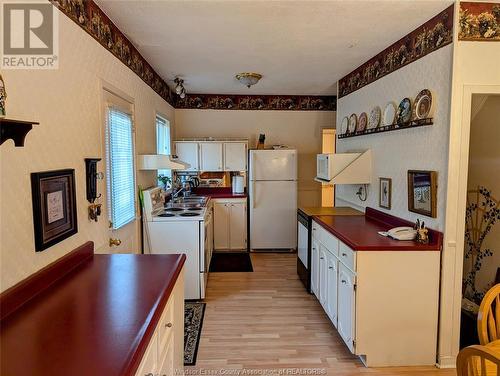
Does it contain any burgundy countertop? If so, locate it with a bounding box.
[312,207,442,251]
[0,242,186,376]
[193,186,247,199]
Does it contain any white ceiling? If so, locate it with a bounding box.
[95,0,454,96]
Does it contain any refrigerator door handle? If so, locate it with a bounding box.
[252,180,256,209]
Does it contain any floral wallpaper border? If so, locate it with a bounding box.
[49,0,337,111]
[175,94,336,111]
[338,5,454,99]
[459,2,500,41]
[50,0,176,105]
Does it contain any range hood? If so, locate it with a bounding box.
[137,154,190,170]
[315,150,372,184]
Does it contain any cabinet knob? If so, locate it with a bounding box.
[341,279,347,284]
[342,253,347,257]
[329,266,333,270]
[165,322,173,328]
[312,247,316,250]
[320,257,324,260]
[109,238,121,247]
[145,373,154,376]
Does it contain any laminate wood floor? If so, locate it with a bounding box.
[189,253,456,375]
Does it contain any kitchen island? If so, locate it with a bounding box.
[0,242,185,376]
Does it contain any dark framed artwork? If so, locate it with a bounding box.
[379,177,392,209]
[31,169,78,252]
[407,170,437,218]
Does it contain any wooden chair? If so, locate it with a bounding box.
[457,345,500,376]
[478,284,500,345]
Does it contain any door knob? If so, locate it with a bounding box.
[109,238,122,247]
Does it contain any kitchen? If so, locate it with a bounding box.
[1,1,500,376]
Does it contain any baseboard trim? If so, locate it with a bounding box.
[436,355,456,369]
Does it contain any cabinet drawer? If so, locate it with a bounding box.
[158,299,174,359]
[312,221,320,239]
[321,230,338,257]
[338,241,356,271]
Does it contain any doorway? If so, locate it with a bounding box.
[459,94,500,349]
[321,128,335,206]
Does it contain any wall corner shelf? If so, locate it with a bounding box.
[338,118,433,139]
[0,118,39,147]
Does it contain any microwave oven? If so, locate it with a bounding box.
[316,153,334,181]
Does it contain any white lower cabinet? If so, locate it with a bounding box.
[337,263,355,353]
[135,269,184,376]
[213,198,247,250]
[310,219,441,367]
[325,251,338,326]
[310,239,319,296]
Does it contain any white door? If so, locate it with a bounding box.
[229,202,247,250]
[175,142,199,171]
[318,245,327,308]
[213,202,229,249]
[224,142,247,171]
[326,251,339,326]
[249,150,297,181]
[311,238,319,297]
[338,264,356,353]
[200,142,223,171]
[249,180,297,249]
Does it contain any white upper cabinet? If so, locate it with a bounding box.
[224,142,247,171]
[175,142,199,171]
[200,142,223,171]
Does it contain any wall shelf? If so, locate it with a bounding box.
[0,118,39,147]
[338,118,433,139]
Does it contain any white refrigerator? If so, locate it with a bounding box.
[249,149,298,250]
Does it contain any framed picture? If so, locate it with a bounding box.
[379,177,392,209]
[408,170,437,218]
[31,169,78,252]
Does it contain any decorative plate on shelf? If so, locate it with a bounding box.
[383,102,397,126]
[358,112,368,132]
[367,106,381,130]
[348,113,358,133]
[413,89,433,120]
[396,98,412,125]
[340,116,349,135]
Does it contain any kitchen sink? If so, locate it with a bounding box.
[168,195,208,207]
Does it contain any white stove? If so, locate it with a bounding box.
[142,187,213,300]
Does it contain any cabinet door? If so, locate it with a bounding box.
[200,142,223,171]
[318,246,327,307]
[157,333,174,376]
[326,251,338,326]
[224,142,247,171]
[338,264,356,353]
[311,239,319,297]
[229,202,247,250]
[175,142,199,171]
[135,331,158,376]
[213,202,230,250]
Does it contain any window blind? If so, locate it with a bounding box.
[106,107,136,229]
[156,115,171,180]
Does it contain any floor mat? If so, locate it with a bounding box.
[184,302,206,366]
[209,252,253,272]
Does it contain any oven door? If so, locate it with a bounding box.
[298,220,308,267]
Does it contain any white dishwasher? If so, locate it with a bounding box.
[297,209,311,292]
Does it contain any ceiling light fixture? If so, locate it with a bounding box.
[174,77,186,97]
[235,72,262,88]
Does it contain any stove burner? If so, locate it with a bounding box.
[188,208,202,211]
[179,212,200,217]
[158,213,175,217]
[165,207,183,212]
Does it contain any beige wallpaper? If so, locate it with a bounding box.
[174,109,336,207]
[336,45,453,231]
[466,95,500,292]
[0,14,174,292]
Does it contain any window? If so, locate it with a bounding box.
[105,106,136,229]
[156,115,171,185]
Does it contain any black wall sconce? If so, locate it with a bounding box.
[85,158,103,221]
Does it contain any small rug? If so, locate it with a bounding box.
[209,252,253,272]
[184,302,206,366]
